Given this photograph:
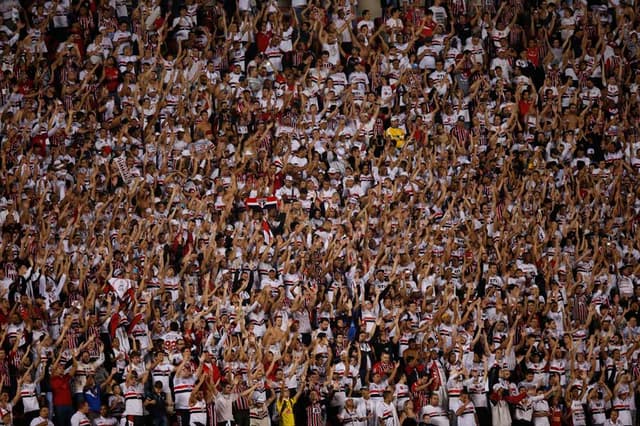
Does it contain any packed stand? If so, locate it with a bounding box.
[1,0,640,425]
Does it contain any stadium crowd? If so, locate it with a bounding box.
[1,0,640,425]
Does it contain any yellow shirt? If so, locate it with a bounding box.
[276,397,296,426]
[385,126,406,148]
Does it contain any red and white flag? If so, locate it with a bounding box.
[245,196,279,210]
[262,219,274,244]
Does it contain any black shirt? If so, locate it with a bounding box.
[145,390,168,417]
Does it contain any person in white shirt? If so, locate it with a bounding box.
[421,393,449,426]
[611,382,634,426]
[173,360,197,426]
[275,175,300,203]
[214,380,258,424]
[70,401,91,426]
[353,388,376,426]
[464,368,489,425]
[188,378,209,426]
[604,409,625,426]
[455,390,477,426]
[357,10,374,37]
[121,370,148,426]
[375,390,400,426]
[73,345,106,400]
[532,387,552,426]
[92,405,117,426]
[14,371,42,426]
[29,407,53,426]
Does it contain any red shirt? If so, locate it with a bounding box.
[17,80,34,95]
[526,47,540,68]
[50,374,73,406]
[372,361,394,378]
[421,19,437,38]
[412,127,427,146]
[256,31,271,53]
[411,381,429,413]
[518,99,534,118]
[202,362,221,384]
[550,406,562,426]
[0,309,9,325]
[104,67,119,92]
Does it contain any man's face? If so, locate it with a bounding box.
[54,364,64,375]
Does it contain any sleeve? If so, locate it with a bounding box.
[504,392,527,404]
[93,351,105,368]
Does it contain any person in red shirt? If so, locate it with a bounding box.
[0,297,10,325]
[517,88,536,123]
[526,39,541,68]
[50,359,77,426]
[419,11,437,41]
[372,352,397,382]
[102,56,120,94]
[549,394,564,426]
[411,375,434,413]
[201,351,222,384]
[255,22,271,53]
[409,116,428,146]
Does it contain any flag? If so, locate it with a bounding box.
[127,313,144,334]
[108,277,132,299]
[245,196,279,210]
[114,155,133,185]
[108,312,120,339]
[262,219,274,245]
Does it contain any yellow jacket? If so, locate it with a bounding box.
[385,126,406,148]
[276,397,296,426]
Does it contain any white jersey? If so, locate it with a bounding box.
[70,412,91,426]
[421,404,449,426]
[354,397,376,426]
[174,376,196,410]
[465,378,488,408]
[189,399,207,426]
[457,401,477,426]
[570,399,586,426]
[151,362,175,394]
[122,383,144,416]
[375,401,399,426]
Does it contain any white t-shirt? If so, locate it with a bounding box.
[122,383,144,416]
[457,401,476,426]
[93,416,118,426]
[421,404,449,426]
[174,376,196,410]
[20,383,40,413]
[375,401,399,426]
[70,412,91,426]
[30,417,53,426]
[429,5,448,26]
